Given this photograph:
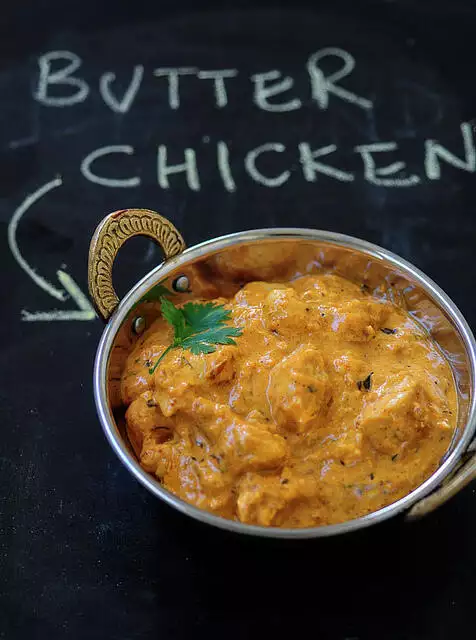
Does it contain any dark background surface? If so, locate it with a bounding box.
[1,1,475,638]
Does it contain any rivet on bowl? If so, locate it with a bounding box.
[132,316,146,335]
[173,275,190,292]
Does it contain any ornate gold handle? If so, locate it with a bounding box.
[406,449,476,519]
[88,208,186,321]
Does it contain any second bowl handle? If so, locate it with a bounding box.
[406,448,476,519]
[88,209,186,321]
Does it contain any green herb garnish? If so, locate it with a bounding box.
[149,297,243,374]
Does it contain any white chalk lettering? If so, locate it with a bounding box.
[425,122,476,179]
[153,67,197,109]
[307,48,372,111]
[251,70,301,112]
[299,143,354,182]
[355,142,420,186]
[99,65,144,114]
[81,145,140,187]
[197,69,238,107]
[157,145,200,190]
[217,141,236,192]
[245,143,290,187]
[35,50,89,106]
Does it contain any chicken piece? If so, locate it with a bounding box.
[329,298,392,342]
[262,287,309,334]
[120,321,172,404]
[332,351,369,388]
[125,391,174,456]
[234,281,289,307]
[291,273,363,302]
[330,429,363,464]
[121,369,151,406]
[229,351,280,420]
[152,344,237,417]
[176,455,233,512]
[152,352,210,416]
[267,345,331,432]
[202,347,236,383]
[358,372,453,457]
[217,417,287,472]
[237,473,318,526]
[236,474,288,526]
[140,439,177,475]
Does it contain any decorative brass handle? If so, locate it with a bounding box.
[88,208,186,321]
[406,449,476,519]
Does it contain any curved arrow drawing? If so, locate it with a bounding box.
[8,176,96,321]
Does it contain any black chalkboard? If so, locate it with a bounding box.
[1,1,475,638]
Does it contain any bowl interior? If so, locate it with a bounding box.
[96,230,476,537]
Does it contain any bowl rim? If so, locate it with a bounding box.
[93,227,476,539]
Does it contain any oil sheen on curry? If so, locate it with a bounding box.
[121,272,457,528]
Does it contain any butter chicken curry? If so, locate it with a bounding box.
[121,272,456,528]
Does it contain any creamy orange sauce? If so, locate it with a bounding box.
[121,273,457,528]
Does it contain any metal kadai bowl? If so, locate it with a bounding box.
[88,209,476,538]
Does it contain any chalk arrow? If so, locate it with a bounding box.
[21,269,96,321]
[8,176,96,322]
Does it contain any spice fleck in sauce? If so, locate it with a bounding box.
[121,274,457,528]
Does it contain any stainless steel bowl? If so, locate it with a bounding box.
[88,208,476,538]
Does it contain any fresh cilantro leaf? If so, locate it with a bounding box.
[149,297,243,374]
[181,325,243,354]
[181,302,232,332]
[160,296,189,342]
